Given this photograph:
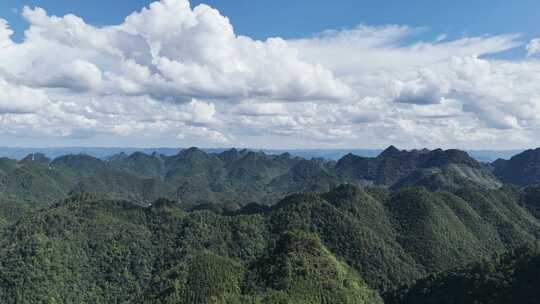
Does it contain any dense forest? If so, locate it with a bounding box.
[1,146,540,303]
[0,146,503,205]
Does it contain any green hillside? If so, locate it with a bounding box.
[0,180,538,303]
[386,244,540,304]
[0,146,500,207]
[0,146,539,303]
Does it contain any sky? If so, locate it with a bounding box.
[0,0,540,149]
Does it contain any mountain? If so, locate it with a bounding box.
[0,192,386,304]
[0,155,72,203]
[109,151,166,178]
[268,158,338,193]
[386,244,540,304]
[391,164,501,191]
[0,146,509,206]
[0,147,523,162]
[1,146,540,302]
[1,182,539,303]
[18,153,50,165]
[0,148,298,205]
[493,148,540,186]
[51,154,108,175]
[245,230,384,304]
[336,146,498,189]
[521,185,540,219]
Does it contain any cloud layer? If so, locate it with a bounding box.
[0,0,539,149]
[527,38,540,56]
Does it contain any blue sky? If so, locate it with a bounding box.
[2,0,539,48]
[0,0,540,149]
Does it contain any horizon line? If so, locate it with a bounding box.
[0,145,531,152]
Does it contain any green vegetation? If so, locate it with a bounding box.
[0,146,539,303]
[386,244,540,304]
[0,181,539,303]
[493,147,540,186]
[0,146,499,206]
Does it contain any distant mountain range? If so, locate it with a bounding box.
[0,146,524,162]
[5,145,540,207]
[0,145,516,205]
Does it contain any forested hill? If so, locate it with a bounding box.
[0,183,540,303]
[0,146,505,206]
[1,146,540,303]
[385,244,540,304]
[0,147,522,162]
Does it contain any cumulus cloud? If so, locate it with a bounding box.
[283,25,540,146]
[0,79,48,113]
[527,38,540,56]
[0,0,355,146]
[235,102,287,116]
[182,99,217,124]
[0,19,13,48]
[39,60,104,91]
[0,0,539,149]
[394,69,449,105]
[448,56,540,129]
[10,1,352,102]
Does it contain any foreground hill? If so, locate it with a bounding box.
[0,182,539,303]
[386,244,540,304]
[0,146,501,206]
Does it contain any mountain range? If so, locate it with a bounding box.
[0,145,517,206]
[0,146,524,162]
[1,146,540,303]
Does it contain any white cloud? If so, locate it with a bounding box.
[39,60,104,91]
[527,38,540,56]
[235,102,287,116]
[447,56,540,127]
[0,19,13,48]
[183,99,217,124]
[0,0,539,149]
[290,26,520,77]
[285,25,540,145]
[10,1,352,102]
[394,69,449,105]
[0,79,48,113]
[0,0,356,146]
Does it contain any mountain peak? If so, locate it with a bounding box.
[493,147,540,185]
[50,154,105,172]
[217,148,241,161]
[19,153,50,165]
[244,150,267,159]
[378,145,401,158]
[180,147,206,157]
[340,153,360,160]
